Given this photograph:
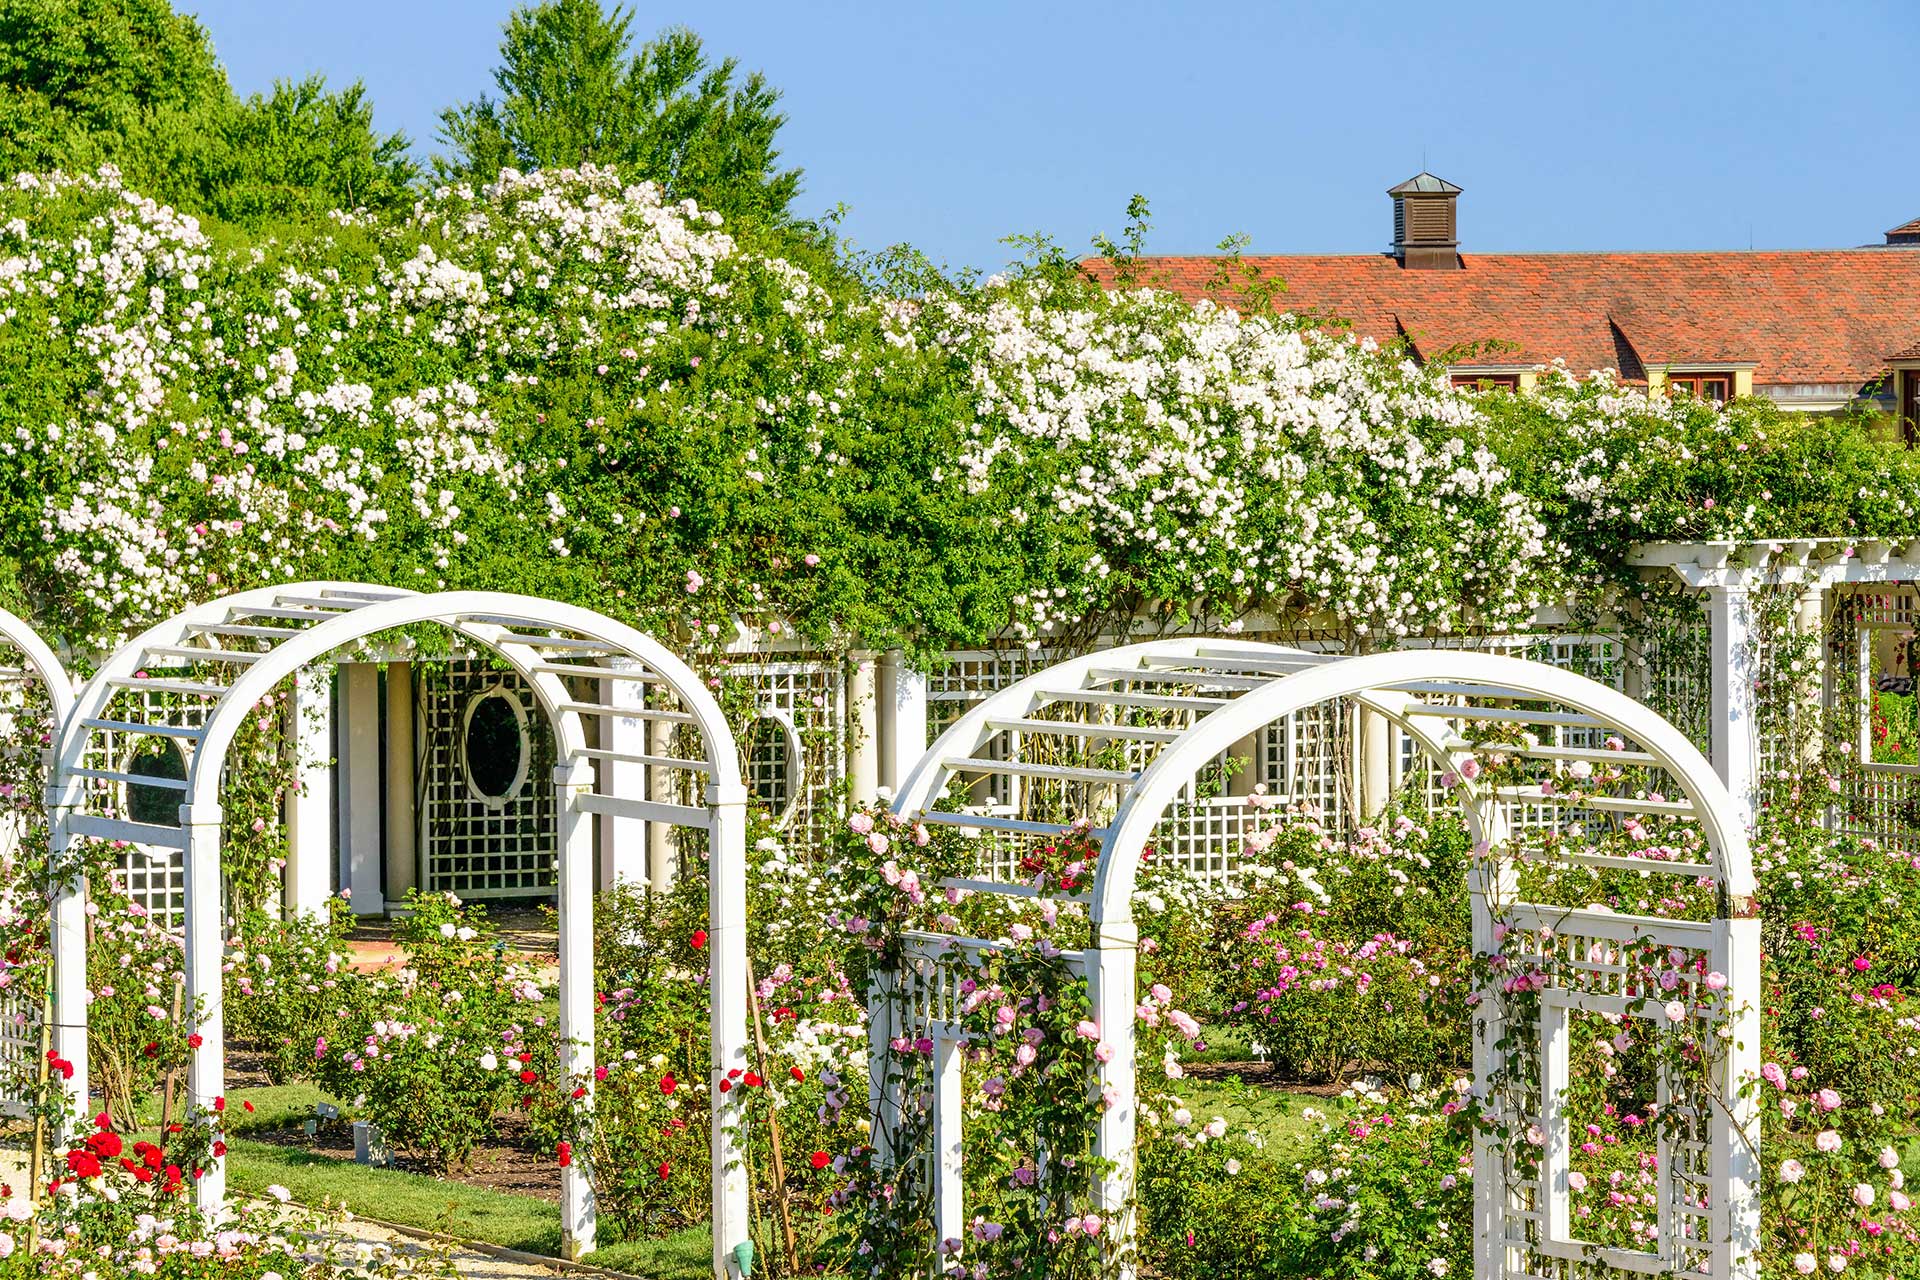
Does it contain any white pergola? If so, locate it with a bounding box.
[45,583,752,1272]
[889,639,1760,1280]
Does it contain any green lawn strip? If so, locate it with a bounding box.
[1172,1077,1345,1161]
[218,1125,712,1278]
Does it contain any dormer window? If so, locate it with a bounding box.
[1451,373,1519,391]
[1668,373,1732,403]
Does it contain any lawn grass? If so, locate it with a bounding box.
[139,1083,714,1279]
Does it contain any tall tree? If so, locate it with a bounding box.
[437,0,800,224]
[0,0,418,227]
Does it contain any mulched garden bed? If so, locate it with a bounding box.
[251,1110,564,1201]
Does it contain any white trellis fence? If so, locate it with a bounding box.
[885,638,1761,1280]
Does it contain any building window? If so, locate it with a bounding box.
[1450,373,1519,391]
[1668,374,1732,403]
[461,687,530,807]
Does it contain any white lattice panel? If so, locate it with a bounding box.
[418,660,557,900]
[729,657,846,849]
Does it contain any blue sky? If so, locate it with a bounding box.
[187,1,1920,272]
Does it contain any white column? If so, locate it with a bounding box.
[646,715,675,892]
[1795,586,1826,767]
[602,662,647,888]
[932,1034,964,1257]
[383,663,416,907]
[335,663,383,914]
[1704,585,1759,832]
[1088,920,1137,1276]
[1471,805,1514,1280]
[1358,707,1393,819]
[847,654,880,805]
[876,651,928,796]
[182,808,227,1215]
[47,798,88,1123]
[1712,915,1763,1280]
[284,667,334,917]
[707,785,751,1278]
[555,759,598,1258]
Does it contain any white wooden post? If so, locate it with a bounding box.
[1471,805,1513,1280]
[182,807,227,1214]
[707,784,751,1278]
[602,661,647,888]
[284,666,334,917]
[1088,922,1137,1273]
[46,798,87,1122]
[1703,585,1758,832]
[383,662,416,907]
[932,1033,964,1257]
[335,663,383,914]
[1358,707,1392,819]
[555,759,598,1257]
[848,653,880,804]
[876,650,927,796]
[1712,916,1763,1280]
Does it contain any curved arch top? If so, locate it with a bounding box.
[0,604,74,725]
[894,637,1754,923]
[53,582,741,818]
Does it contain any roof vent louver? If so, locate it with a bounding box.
[1389,172,1462,270]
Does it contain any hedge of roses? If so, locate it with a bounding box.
[0,166,1913,660]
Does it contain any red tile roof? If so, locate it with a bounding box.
[1084,251,1920,388]
[1888,217,1920,239]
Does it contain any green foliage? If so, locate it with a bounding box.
[436,0,799,225]
[0,0,417,229]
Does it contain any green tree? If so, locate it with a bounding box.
[437,0,800,223]
[0,0,417,227]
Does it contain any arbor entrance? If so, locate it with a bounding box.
[48,583,751,1270]
[884,639,1760,1280]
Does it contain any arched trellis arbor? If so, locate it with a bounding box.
[0,607,74,1112]
[48,583,751,1271]
[888,639,1761,1280]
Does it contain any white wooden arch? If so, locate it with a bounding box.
[891,638,1760,1280]
[0,607,74,1114]
[47,583,751,1273]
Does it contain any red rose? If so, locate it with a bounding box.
[142,1042,159,1058]
[242,1101,254,1113]
[659,1074,676,1095]
[690,930,707,950]
[657,1161,671,1179]
[211,1141,226,1158]
[744,1072,763,1088]
[519,1070,538,1085]
[556,1141,572,1168]
[718,1079,731,1093]
[212,1097,226,1113]
[93,1112,113,1131]
[64,1150,101,1179]
[518,1053,532,1065]
[187,1034,203,1049]
[85,1131,122,1160]
[810,1151,830,1170]
[593,1066,608,1082]
[790,1067,805,1082]
[571,1086,586,1100]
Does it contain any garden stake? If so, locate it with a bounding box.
[745,956,799,1275]
[27,981,51,1251]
